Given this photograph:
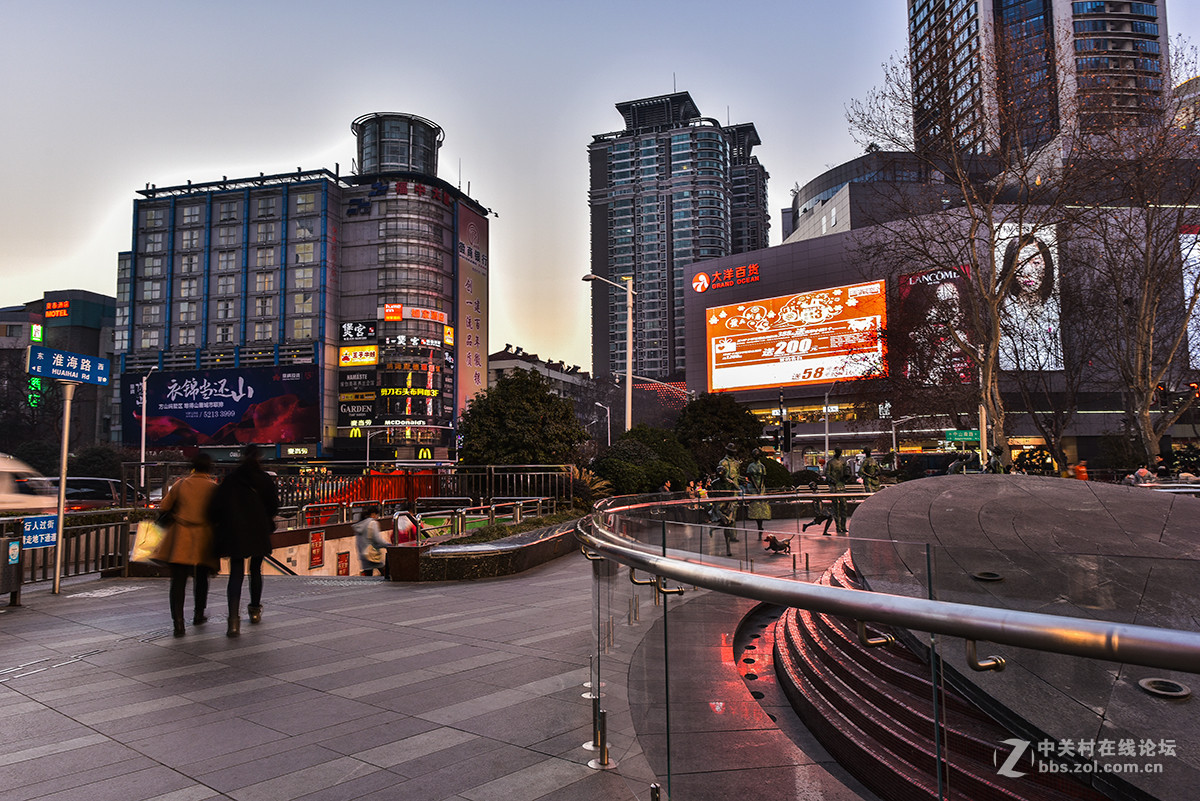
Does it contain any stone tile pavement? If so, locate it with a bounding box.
[0,532,864,801]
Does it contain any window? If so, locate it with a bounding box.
[144,208,164,228]
[292,266,314,288]
[142,281,163,300]
[256,222,275,243]
[216,300,235,320]
[142,256,163,276]
[254,297,273,317]
[256,247,274,268]
[145,233,164,253]
[181,229,200,249]
[180,254,200,274]
[216,325,235,343]
[217,226,237,246]
[217,275,235,295]
[292,292,313,314]
[218,201,239,222]
[181,206,201,226]
[253,321,274,341]
[114,330,129,352]
[255,271,275,292]
[295,192,316,214]
[178,301,198,322]
[256,197,276,218]
[294,219,316,238]
[295,243,315,264]
[177,327,197,346]
[217,251,237,271]
[141,305,162,324]
[291,318,314,340]
[179,278,198,298]
[139,329,160,349]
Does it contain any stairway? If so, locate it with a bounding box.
[772,552,1111,801]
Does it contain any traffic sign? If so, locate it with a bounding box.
[22,515,58,550]
[945,429,980,442]
[26,345,111,386]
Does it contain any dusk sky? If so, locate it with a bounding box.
[4,1,1199,374]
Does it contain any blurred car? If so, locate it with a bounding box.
[25,477,143,511]
[0,455,56,514]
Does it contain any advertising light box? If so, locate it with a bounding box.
[706,280,887,392]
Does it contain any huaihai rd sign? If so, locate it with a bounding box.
[25,345,111,386]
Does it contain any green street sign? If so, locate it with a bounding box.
[945,429,980,442]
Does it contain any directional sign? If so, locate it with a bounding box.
[22,515,58,550]
[945,429,980,442]
[26,345,111,386]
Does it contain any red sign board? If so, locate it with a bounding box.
[309,531,325,569]
[336,552,350,576]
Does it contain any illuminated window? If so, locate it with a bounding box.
[292,267,314,288]
[296,193,316,214]
[255,272,275,292]
[294,243,315,264]
[292,318,314,339]
[256,222,275,243]
[292,292,313,314]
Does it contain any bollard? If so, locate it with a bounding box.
[582,693,602,751]
[805,552,810,572]
[587,709,618,769]
[650,783,662,801]
[792,553,796,572]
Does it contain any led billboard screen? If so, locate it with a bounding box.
[706,280,887,392]
[1183,225,1200,369]
[122,365,320,447]
[895,266,975,385]
[996,223,1063,371]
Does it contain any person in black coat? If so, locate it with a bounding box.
[209,444,279,637]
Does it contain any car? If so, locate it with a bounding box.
[25,477,142,511]
[0,455,56,515]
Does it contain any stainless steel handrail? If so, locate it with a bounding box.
[578,511,1200,674]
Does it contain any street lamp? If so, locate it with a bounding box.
[594,402,611,448]
[365,428,391,470]
[139,365,158,501]
[823,378,841,460]
[890,415,919,464]
[583,273,636,432]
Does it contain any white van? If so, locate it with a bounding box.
[0,455,56,515]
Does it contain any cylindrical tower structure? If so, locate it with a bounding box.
[351,112,444,177]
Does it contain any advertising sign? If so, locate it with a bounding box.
[996,223,1063,371]
[309,531,325,569]
[339,345,379,367]
[1182,225,1200,369]
[895,266,975,385]
[456,205,489,416]
[706,280,887,392]
[22,515,58,550]
[340,321,377,342]
[336,551,350,576]
[122,365,320,447]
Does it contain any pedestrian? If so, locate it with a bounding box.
[859,448,881,493]
[657,478,672,493]
[801,492,834,535]
[354,505,390,577]
[985,446,1005,474]
[744,448,771,539]
[825,447,850,534]
[210,444,279,637]
[154,453,218,637]
[1073,460,1089,481]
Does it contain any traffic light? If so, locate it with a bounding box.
[782,418,793,453]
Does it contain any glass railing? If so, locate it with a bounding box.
[579,488,1200,801]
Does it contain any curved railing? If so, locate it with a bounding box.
[579,492,1200,673]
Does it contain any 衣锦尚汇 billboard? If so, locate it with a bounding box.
[122,366,320,447]
[706,281,887,392]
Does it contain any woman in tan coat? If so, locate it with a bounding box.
[155,453,218,636]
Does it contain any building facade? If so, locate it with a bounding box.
[909,0,1170,154]
[588,92,769,385]
[114,113,489,462]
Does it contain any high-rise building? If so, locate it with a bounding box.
[588,92,768,384]
[909,0,1170,154]
[114,113,490,461]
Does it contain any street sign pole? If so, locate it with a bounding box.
[53,381,78,595]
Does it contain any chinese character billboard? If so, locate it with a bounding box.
[705,280,887,392]
[456,205,489,417]
[122,366,320,447]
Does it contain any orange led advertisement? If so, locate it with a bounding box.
[706,280,887,392]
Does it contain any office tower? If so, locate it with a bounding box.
[114,113,489,460]
[909,0,1169,154]
[588,92,768,384]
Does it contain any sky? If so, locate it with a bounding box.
[4,1,1199,374]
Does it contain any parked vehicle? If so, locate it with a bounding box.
[24,476,142,511]
[0,455,56,514]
